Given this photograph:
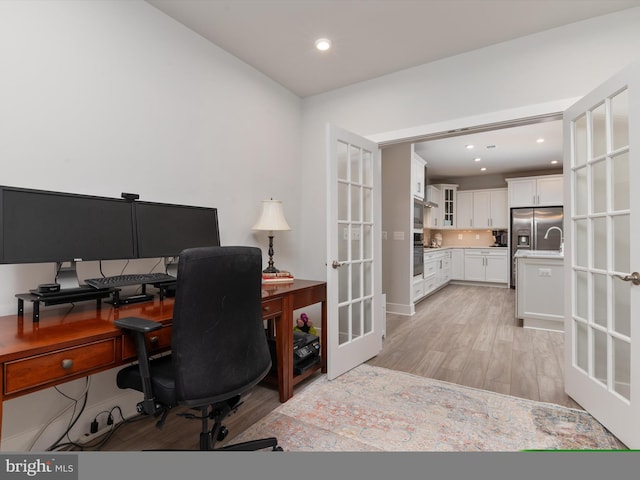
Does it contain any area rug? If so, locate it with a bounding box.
[233,364,624,451]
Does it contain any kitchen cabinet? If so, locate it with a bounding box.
[464,249,508,283]
[431,184,458,228]
[450,248,465,280]
[412,153,426,200]
[455,188,507,229]
[426,185,442,228]
[507,174,563,208]
[421,249,451,299]
[472,189,507,229]
[515,252,564,332]
[456,191,473,229]
[412,275,425,302]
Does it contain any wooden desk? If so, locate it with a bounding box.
[0,279,326,445]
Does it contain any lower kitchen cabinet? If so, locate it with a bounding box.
[464,249,508,283]
[450,248,465,280]
[419,249,451,300]
[515,253,564,332]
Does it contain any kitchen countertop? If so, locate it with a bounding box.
[514,249,564,259]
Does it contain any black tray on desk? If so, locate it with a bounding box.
[16,287,117,323]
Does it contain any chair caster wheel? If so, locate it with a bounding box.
[273,446,283,451]
[217,426,229,441]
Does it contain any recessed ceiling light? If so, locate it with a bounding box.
[465,144,474,149]
[315,38,331,51]
[536,138,545,143]
[551,160,559,164]
[474,157,481,162]
[480,167,487,171]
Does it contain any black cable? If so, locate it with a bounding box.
[46,378,90,451]
[52,409,148,451]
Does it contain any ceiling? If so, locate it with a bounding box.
[413,118,564,180]
[145,0,639,178]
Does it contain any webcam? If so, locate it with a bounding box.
[121,192,140,201]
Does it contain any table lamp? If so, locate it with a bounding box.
[252,199,291,273]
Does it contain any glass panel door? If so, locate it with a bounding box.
[327,124,382,380]
[564,60,640,448]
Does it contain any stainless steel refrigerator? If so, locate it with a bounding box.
[510,206,564,287]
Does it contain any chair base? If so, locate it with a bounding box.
[215,437,281,451]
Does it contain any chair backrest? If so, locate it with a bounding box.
[171,246,271,407]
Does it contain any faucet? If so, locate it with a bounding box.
[544,226,564,254]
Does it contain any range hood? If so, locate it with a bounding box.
[423,166,439,208]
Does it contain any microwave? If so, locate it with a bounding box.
[413,199,424,229]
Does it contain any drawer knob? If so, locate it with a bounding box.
[61,359,74,370]
[263,306,270,313]
[149,336,159,346]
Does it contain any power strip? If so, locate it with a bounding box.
[77,424,116,445]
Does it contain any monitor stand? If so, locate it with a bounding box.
[164,256,179,278]
[55,261,93,293]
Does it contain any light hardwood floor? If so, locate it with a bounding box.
[368,284,580,409]
[91,283,579,451]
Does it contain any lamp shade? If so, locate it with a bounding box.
[252,199,291,231]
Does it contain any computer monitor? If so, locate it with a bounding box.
[134,201,220,261]
[0,185,136,265]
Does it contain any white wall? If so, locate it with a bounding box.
[299,7,640,283]
[3,1,640,451]
[0,0,303,450]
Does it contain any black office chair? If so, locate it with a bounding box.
[115,246,281,451]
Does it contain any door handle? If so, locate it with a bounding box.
[331,260,345,269]
[614,272,640,286]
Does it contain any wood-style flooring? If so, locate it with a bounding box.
[90,283,578,451]
[368,284,580,409]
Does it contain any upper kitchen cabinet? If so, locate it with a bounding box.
[426,184,442,228]
[433,184,458,229]
[475,189,508,229]
[455,188,507,229]
[507,174,563,208]
[412,152,426,200]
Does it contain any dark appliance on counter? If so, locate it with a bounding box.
[510,206,564,287]
[492,229,508,247]
[413,232,424,277]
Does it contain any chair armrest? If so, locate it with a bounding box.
[115,317,162,333]
[115,317,163,416]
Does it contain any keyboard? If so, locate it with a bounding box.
[84,272,176,289]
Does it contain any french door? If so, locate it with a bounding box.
[326,124,382,380]
[564,60,640,448]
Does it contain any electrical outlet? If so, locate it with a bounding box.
[475,234,480,240]
[458,234,463,240]
[78,424,114,445]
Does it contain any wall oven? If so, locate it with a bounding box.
[413,232,424,277]
[413,199,424,229]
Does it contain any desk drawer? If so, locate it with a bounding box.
[261,298,282,319]
[121,325,172,360]
[4,339,117,395]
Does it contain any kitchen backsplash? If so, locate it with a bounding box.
[424,229,496,247]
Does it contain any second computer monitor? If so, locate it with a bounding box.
[134,201,220,260]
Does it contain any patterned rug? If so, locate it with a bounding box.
[233,364,625,451]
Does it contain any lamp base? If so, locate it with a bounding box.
[263,266,280,274]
